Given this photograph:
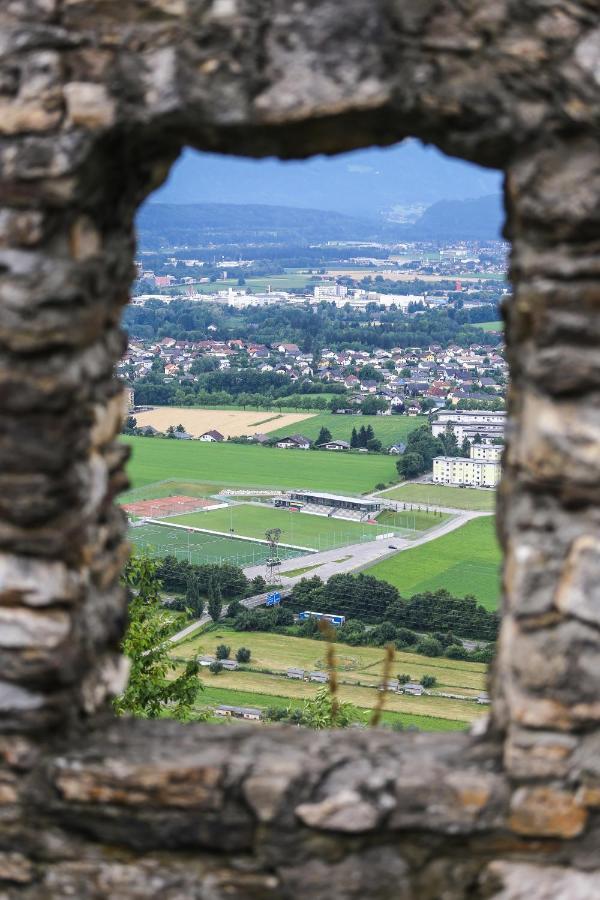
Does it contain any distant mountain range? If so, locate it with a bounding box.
[407,194,504,240]
[137,194,504,249]
[152,142,502,217]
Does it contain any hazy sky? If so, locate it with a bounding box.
[153,140,501,217]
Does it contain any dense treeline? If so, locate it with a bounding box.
[124,300,502,351]
[225,602,494,663]
[153,557,498,644]
[287,574,499,641]
[156,556,251,598]
[132,359,343,407]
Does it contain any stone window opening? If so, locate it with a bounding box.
[2,1,600,896]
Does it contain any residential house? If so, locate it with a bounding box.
[199,430,224,442]
[275,434,311,450]
[318,440,350,451]
[388,443,406,455]
[400,682,425,696]
[287,667,305,680]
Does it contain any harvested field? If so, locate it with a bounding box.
[133,406,316,438]
[123,495,222,518]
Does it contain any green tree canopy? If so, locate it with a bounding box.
[114,555,201,721]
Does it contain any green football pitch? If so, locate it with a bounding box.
[129,521,304,567]
[364,515,501,610]
[159,503,445,552]
[122,436,398,494]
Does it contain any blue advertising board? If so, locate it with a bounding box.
[266,592,281,606]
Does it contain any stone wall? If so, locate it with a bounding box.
[1,1,600,896]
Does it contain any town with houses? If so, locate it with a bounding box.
[120,320,506,487]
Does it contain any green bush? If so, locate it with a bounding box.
[420,674,437,688]
[236,647,251,663]
[445,643,468,660]
[415,637,443,657]
[209,661,223,674]
[215,644,230,660]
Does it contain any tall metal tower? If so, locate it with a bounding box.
[265,528,282,585]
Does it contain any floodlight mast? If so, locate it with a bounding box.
[265,527,282,585]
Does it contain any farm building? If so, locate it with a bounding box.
[400,683,425,696]
[221,659,239,671]
[214,705,262,721]
[477,692,491,705]
[378,679,400,692]
[309,671,329,684]
[287,667,305,680]
[198,655,216,666]
[199,429,225,442]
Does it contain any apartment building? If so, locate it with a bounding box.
[433,443,502,488]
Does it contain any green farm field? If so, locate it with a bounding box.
[162,503,445,550]
[122,436,398,494]
[196,686,467,731]
[478,320,504,331]
[268,413,427,445]
[170,273,316,294]
[175,626,485,724]
[365,516,501,610]
[379,482,497,512]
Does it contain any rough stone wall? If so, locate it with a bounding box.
[1,1,600,897]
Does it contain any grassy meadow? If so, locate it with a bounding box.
[268,413,427,445]
[379,482,496,512]
[478,321,504,331]
[196,686,467,731]
[364,515,501,610]
[175,625,486,726]
[122,436,398,494]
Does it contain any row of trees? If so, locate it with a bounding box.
[156,556,261,599]
[124,299,503,352]
[287,575,498,641]
[226,598,494,663]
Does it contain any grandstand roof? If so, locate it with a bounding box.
[290,490,380,507]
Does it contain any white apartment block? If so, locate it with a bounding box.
[432,409,506,444]
[471,443,503,461]
[433,442,502,487]
[433,455,500,488]
[313,284,348,300]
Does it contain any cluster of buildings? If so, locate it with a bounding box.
[119,335,506,419]
[431,410,505,488]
